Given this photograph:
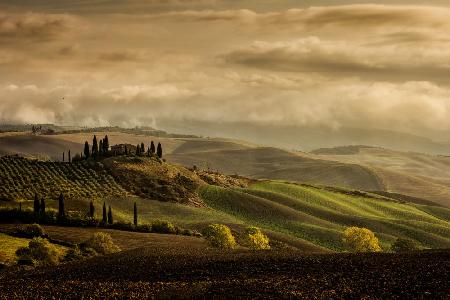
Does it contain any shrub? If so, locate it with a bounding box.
[17,224,45,238]
[202,224,236,249]
[151,220,176,234]
[391,238,419,253]
[63,245,84,262]
[136,224,152,233]
[83,232,120,255]
[244,226,270,250]
[342,227,381,253]
[16,237,62,266]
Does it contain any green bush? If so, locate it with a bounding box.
[391,238,419,253]
[17,224,45,238]
[151,220,176,234]
[244,226,270,250]
[83,232,121,255]
[342,227,382,253]
[16,237,62,266]
[202,224,236,249]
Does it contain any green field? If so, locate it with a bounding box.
[200,181,450,251]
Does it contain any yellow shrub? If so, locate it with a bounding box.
[84,232,121,255]
[342,227,381,253]
[16,237,62,266]
[245,227,270,250]
[202,224,236,249]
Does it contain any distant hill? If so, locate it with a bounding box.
[168,142,384,192]
[159,120,450,155]
[309,147,450,207]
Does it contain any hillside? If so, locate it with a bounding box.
[200,182,450,251]
[168,144,384,191]
[0,156,126,202]
[308,146,450,207]
[0,132,386,192]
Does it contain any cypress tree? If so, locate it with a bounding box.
[68,150,71,163]
[92,135,98,158]
[103,135,109,154]
[136,144,140,156]
[89,200,95,218]
[99,140,103,156]
[62,151,65,162]
[140,143,145,154]
[133,202,138,227]
[40,198,46,218]
[84,141,90,159]
[150,141,155,154]
[33,193,40,215]
[102,202,107,223]
[157,142,163,158]
[58,193,65,219]
[147,147,151,157]
[107,206,113,224]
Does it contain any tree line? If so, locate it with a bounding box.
[32,192,139,227]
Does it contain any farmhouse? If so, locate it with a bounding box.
[110,144,137,155]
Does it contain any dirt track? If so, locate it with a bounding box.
[1,249,449,299]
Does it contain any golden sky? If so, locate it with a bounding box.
[1,1,450,139]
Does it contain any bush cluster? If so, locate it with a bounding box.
[244,227,270,250]
[202,224,236,249]
[16,237,62,266]
[16,224,45,238]
[391,238,419,253]
[82,232,121,255]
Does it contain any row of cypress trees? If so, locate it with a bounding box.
[84,135,110,159]
[33,193,65,219]
[88,200,138,227]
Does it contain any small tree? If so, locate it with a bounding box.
[157,142,162,158]
[202,224,236,249]
[140,143,145,153]
[133,202,138,227]
[33,193,40,216]
[391,238,419,253]
[92,135,98,158]
[102,202,107,224]
[62,151,65,162]
[84,141,90,159]
[342,227,381,253]
[89,200,95,218]
[150,141,155,154]
[107,206,113,225]
[58,193,65,219]
[124,145,128,155]
[244,226,270,250]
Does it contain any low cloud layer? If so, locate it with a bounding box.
[2,3,450,140]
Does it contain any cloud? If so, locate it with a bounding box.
[0,12,81,44]
[222,37,450,83]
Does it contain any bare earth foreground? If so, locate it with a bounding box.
[1,248,449,299]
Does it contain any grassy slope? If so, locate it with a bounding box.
[0,233,30,264]
[200,181,450,251]
[168,145,384,191]
[308,146,450,207]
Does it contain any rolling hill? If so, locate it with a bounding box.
[1,154,450,252]
[309,146,450,207]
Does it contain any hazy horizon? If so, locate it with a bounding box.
[2,1,450,143]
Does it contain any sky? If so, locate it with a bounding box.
[2,0,450,140]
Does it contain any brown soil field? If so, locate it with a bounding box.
[1,247,448,299]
